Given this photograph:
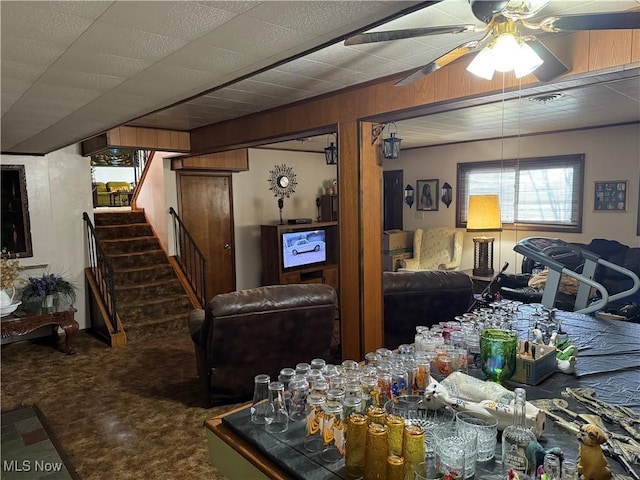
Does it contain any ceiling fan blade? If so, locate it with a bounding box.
[395,41,481,86]
[543,11,640,32]
[525,38,569,82]
[345,25,479,46]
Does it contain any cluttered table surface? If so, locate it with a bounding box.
[208,311,640,480]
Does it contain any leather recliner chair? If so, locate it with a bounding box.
[189,283,338,407]
[383,270,473,350]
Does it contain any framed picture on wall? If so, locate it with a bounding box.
[416,179,439,211]
[1,165,33,258]
[594,180,627,211]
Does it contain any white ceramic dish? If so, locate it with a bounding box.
[0,301,21,317]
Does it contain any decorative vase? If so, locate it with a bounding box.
[0,286,16,307]
[42,294,55,309]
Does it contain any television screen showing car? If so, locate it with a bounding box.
[282,230,326,269]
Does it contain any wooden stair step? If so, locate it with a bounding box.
[95,223,154,240]
[94,211,147,226]
[101,237,162,254]
[122,313,190,342]
[115,279,185,302]
[113,265,176,285]
[117,294,192,320]
[109,250,168,268]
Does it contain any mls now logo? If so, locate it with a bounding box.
[3,460,64,472]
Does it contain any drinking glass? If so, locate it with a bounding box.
[433,426,466,480]
[433,425,475,479]
[250,374,270,424]
[455,411,498,462]
[479,328,518,383]
[414,454,438,480]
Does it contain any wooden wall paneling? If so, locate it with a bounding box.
[190,30,638,155]
[589,31,633,71]
[82,126,190,155]
[172,150,249,171]
[118,127,138,147]
[360,122,384,355]
[633,31,640,63]
[337,121,362,361]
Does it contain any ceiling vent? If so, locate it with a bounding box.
[528,93,564,104]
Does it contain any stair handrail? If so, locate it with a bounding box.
[168,207,207,307]
[130,150,153,209]
[82,212,119,333]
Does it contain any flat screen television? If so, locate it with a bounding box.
[282,229,327,270]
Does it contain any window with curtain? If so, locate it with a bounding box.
[456,154,584,233]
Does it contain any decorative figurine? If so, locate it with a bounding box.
[577,424,611,480]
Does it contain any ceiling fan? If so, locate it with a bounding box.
[345,0,640,85]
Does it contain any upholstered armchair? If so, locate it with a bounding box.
[398,227,463,271]
[189,283,338,407]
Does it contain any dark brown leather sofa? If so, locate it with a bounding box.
[189,283,338,407]
[383,270,473,350]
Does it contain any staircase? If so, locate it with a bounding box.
[93,210,193,341]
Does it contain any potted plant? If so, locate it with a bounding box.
[21,273,76,309]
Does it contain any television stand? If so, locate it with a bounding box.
[260,221,339,290]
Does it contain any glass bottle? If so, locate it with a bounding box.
[265,381,289,434]
[501,388,537,478]
[250,374,270,424]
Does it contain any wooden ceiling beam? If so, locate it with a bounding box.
[81,126,190,156]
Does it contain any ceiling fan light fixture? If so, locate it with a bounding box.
[513,41,543,78]
[492,33,522,72]
[466,47,496,80]
[467,33,543,80]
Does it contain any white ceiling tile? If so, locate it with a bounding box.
[196,1,263,15]
[161,43,260,74]
[25,1,113,20]
[39,69,125,92]
[196,15,314,57]
[97,2,238,41]
[51,49,152,78]
[245,1,391,36]
[112,64,216,99]
[0,36,68,67]
[73,21,188,61]
[0,2,95,46]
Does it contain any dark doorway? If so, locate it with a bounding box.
[383,170,403,231]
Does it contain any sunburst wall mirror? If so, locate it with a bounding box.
[268,164,297,224]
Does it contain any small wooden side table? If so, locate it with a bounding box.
[1,308,79,354]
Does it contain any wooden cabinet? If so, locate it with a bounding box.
[320,194,338,222]
[261,222,339,290]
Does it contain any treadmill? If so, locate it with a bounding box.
[513,237,640,314]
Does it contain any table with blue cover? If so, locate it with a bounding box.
[205,311,639,480]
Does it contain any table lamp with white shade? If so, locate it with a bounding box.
[467,194,502,276]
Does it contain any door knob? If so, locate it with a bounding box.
[224,243,231,250]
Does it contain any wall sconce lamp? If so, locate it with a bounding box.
[324,133,338,165]
[466,194,502,276]
[441,182,452,208]
[382,122,402,159]
[371,122,402,159]
[404,184,414,208]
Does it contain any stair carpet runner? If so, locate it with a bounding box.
[93,210,192,341]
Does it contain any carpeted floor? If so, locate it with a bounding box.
[1,330,239,480]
